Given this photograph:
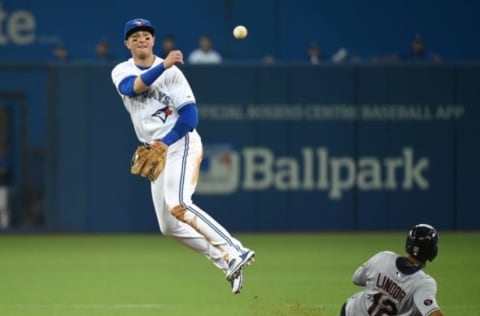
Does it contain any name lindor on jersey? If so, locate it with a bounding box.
[376,273,406,303]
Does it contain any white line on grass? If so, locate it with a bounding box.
[0,303,168,309]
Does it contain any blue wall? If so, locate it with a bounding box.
[2,1,479,232]
[0,0,480,62]
[26,63,476,232]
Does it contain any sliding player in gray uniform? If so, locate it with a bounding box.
[340,224,444,316]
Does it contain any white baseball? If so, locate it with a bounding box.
[233,25,248,39]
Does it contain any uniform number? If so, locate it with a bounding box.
[368,292,398,316]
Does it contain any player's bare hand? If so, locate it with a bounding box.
[150,140,168,149]
[164,50,184,68]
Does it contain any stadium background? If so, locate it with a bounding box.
[1,0,479,233]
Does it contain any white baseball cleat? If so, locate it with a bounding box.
[230,272,243,294]
[226,250,255,281]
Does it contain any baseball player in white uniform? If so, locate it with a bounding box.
[111,18,255,294]
[340,224,444,316]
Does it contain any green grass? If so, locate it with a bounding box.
[0,232,478,316]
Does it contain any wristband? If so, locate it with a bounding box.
[140,63,165,86]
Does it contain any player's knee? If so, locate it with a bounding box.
[158,224,171,236]
[170,205,187,221]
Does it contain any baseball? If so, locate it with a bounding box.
[233,25,248,39]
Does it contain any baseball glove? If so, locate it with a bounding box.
[130,142,168,181]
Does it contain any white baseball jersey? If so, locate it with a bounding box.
[110,55,247,273]
[345,251,440,316]
[111,56,196,144]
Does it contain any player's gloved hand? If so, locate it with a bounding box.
[130,141,168,181]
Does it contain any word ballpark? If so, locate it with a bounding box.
[242,147,429,199]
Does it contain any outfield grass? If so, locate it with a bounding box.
[0,232,478,316]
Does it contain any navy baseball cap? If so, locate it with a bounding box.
[124,18,155,40]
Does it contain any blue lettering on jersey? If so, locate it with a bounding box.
[144,89,172,106]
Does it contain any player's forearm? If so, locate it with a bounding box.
[134,63,166,94]
[161,103,198,146]
[428,310,444,316]
[133,76,149,94]
[130,50,184,95]
[140,63,165,86]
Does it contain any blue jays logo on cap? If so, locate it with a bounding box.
[124,18,155,40]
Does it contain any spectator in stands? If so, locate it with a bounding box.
[51,43,70,62]
[306,41,325,64]
[262,54,276,64]
[188,35,222,64]
[331,47,349,63]
[400,34,442,63]
[160,34,176,59]
[306,41,351,64]
[94,38,112,62]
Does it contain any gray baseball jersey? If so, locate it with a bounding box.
[345,251,440,316]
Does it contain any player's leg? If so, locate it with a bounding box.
[163,131,255,280]
[151,172,228,272]
[178,201,254,281]
[182,203,249,252]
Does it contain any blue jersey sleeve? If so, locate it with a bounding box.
[118,75,137,96]
[161,103,198,146]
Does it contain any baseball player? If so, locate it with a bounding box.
[339,224,444,316]
[111,18,255,294]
